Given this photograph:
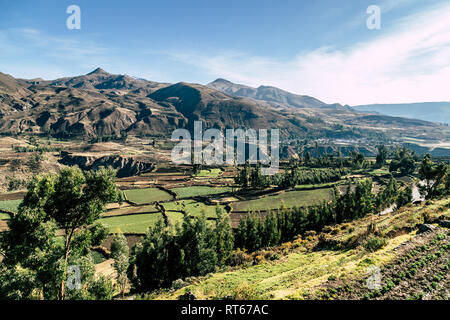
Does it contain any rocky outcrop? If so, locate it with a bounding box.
[59,151,155,178]
[417,224,436,234]
[438,220,450,228]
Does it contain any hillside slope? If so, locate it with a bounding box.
[152,198,449,300]
[208,78,330,109]
[0,69,449,150]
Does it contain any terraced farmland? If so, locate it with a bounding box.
[101,204,159,217]
[231,188,333,212]
[171,186,231,199]
[0,199,21,213]
[195,168,223,178]
[123,187,173,204]
[100,212,164,234]
[162,199,224,218]
[0,212,10,220]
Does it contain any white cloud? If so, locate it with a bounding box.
[0,28,110,79]
[170,2,450,105]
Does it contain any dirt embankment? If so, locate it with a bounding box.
[59,151,155,178]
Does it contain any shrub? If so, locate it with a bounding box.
[422,210,432,224]
[270,253,280,261]
[322,226,333,233]
[229,249,251,266]
[254,255,264,264]
[232,282,259,300]
[304,230,317,237]
[364,236,388,252]
[331,228,339,235]
[171,279,188,291]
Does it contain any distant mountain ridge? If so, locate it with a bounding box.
[353,102,450,125]
[46,67,169,94]
[0,68,449,152]
[207,78,344,109]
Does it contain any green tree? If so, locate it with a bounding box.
[0,166,120,300]
[304,151,312,165]
[214,208,234,266]
[235,161,251,188]
[376,175,399,210]
[376,145,388,168]
[396,186,412,208]
[389,147,416,176]
[351,151,365,168]
[111,232,129,299]
[263,211,280,247]
[128,220,179,292]
[418,154,449,199]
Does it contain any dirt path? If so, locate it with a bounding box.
[412,182,425,203]
[95,259,117,279]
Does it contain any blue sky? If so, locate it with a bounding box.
[1,0,450,105]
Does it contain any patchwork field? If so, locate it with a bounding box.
[170,186,232,199]
[231,188,334,212]
[165,211,185,225]
[100,212,164,234]
[162,199,224,218]
[195,168,223,178]
[123,187,173,204]
[0,199,21,213]
[0,212,11,220]
[102,204,159,217]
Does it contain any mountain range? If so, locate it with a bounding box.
[353,103,450,125]
[207,78,337,109]
[0,69,448,149]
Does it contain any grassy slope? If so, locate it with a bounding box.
[153,198,449,300]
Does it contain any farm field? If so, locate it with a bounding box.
[101,204,159,217]
[162,199,224,218]
[294,182,341,190]
[100,212,164,234]
[195,168,223,178]
[123,187,173,204]
[231,188,333,212]
[165,211,184,225]
[0,199,22,213]
[0,191,26,201]
[171,186,232,199]
[0,212,10,220]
